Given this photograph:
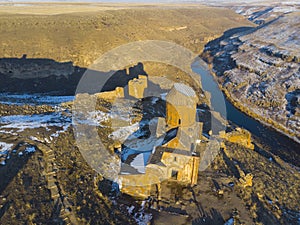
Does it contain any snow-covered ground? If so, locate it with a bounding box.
[109,123,140,142]
[0,112,71,133]
[0,93,76,138]
[232,4,300,25]
[204,8,300,141]
[0,142,37,165]
[0,141,13,156]
[0,93,74,106]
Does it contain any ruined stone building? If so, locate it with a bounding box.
[94,75,147,100]
[128,75,148,99]
[219,128,254,150]
[164,83,200,151]
[117,81,202,198]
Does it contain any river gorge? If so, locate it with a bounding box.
[0,2,299,225]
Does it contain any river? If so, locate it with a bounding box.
[192,60,300,167]
[0,60,299,167]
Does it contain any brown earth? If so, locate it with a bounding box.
[3,3,293,225]
[0,4,253,67]
[2,115,299,224]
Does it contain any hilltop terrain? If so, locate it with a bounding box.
[0,3,252,95]
[0,4,252,67]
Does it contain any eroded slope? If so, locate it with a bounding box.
[203,11,300,142]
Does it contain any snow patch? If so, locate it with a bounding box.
[128,205,135,214]
[73,110,130,127]
[0,142,13,155]
[109,123,140,142]
[127,205,152,225]
[29,136,39,141]
[25,146,36,154]
[50,123,71,138]
[134,211,152,225]
[224,218,234,225]
[0,93,74,106]
[0,112,72,133]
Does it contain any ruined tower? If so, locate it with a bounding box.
[164,83,199,151]
[128,75,148,99]
[166,83,198,128]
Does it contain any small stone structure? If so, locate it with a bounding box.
[95,86,125,100]
[94,75,147,101]
[128,75,148,99]
[219,128,254,150]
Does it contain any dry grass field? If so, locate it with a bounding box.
[0,3,253,67]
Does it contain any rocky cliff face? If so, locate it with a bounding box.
[231,4,299,25]
[202,8,300,142]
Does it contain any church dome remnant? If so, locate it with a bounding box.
[166,83,198,128]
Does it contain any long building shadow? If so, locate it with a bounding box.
[0,56,149,95]
[0,56,84,95]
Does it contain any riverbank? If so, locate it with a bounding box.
[200,9,300,145]
[193,59,300,168]
[206,64,300,145]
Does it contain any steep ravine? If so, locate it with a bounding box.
[202,10,300,143]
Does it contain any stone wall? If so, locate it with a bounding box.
[219,128,254,150]
[128,75,148,99]
[162,152,199,185]
[166,104,197,128]
[95,87,124,101]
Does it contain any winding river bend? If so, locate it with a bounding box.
[192,60,300,167]
[1,59,299,168]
